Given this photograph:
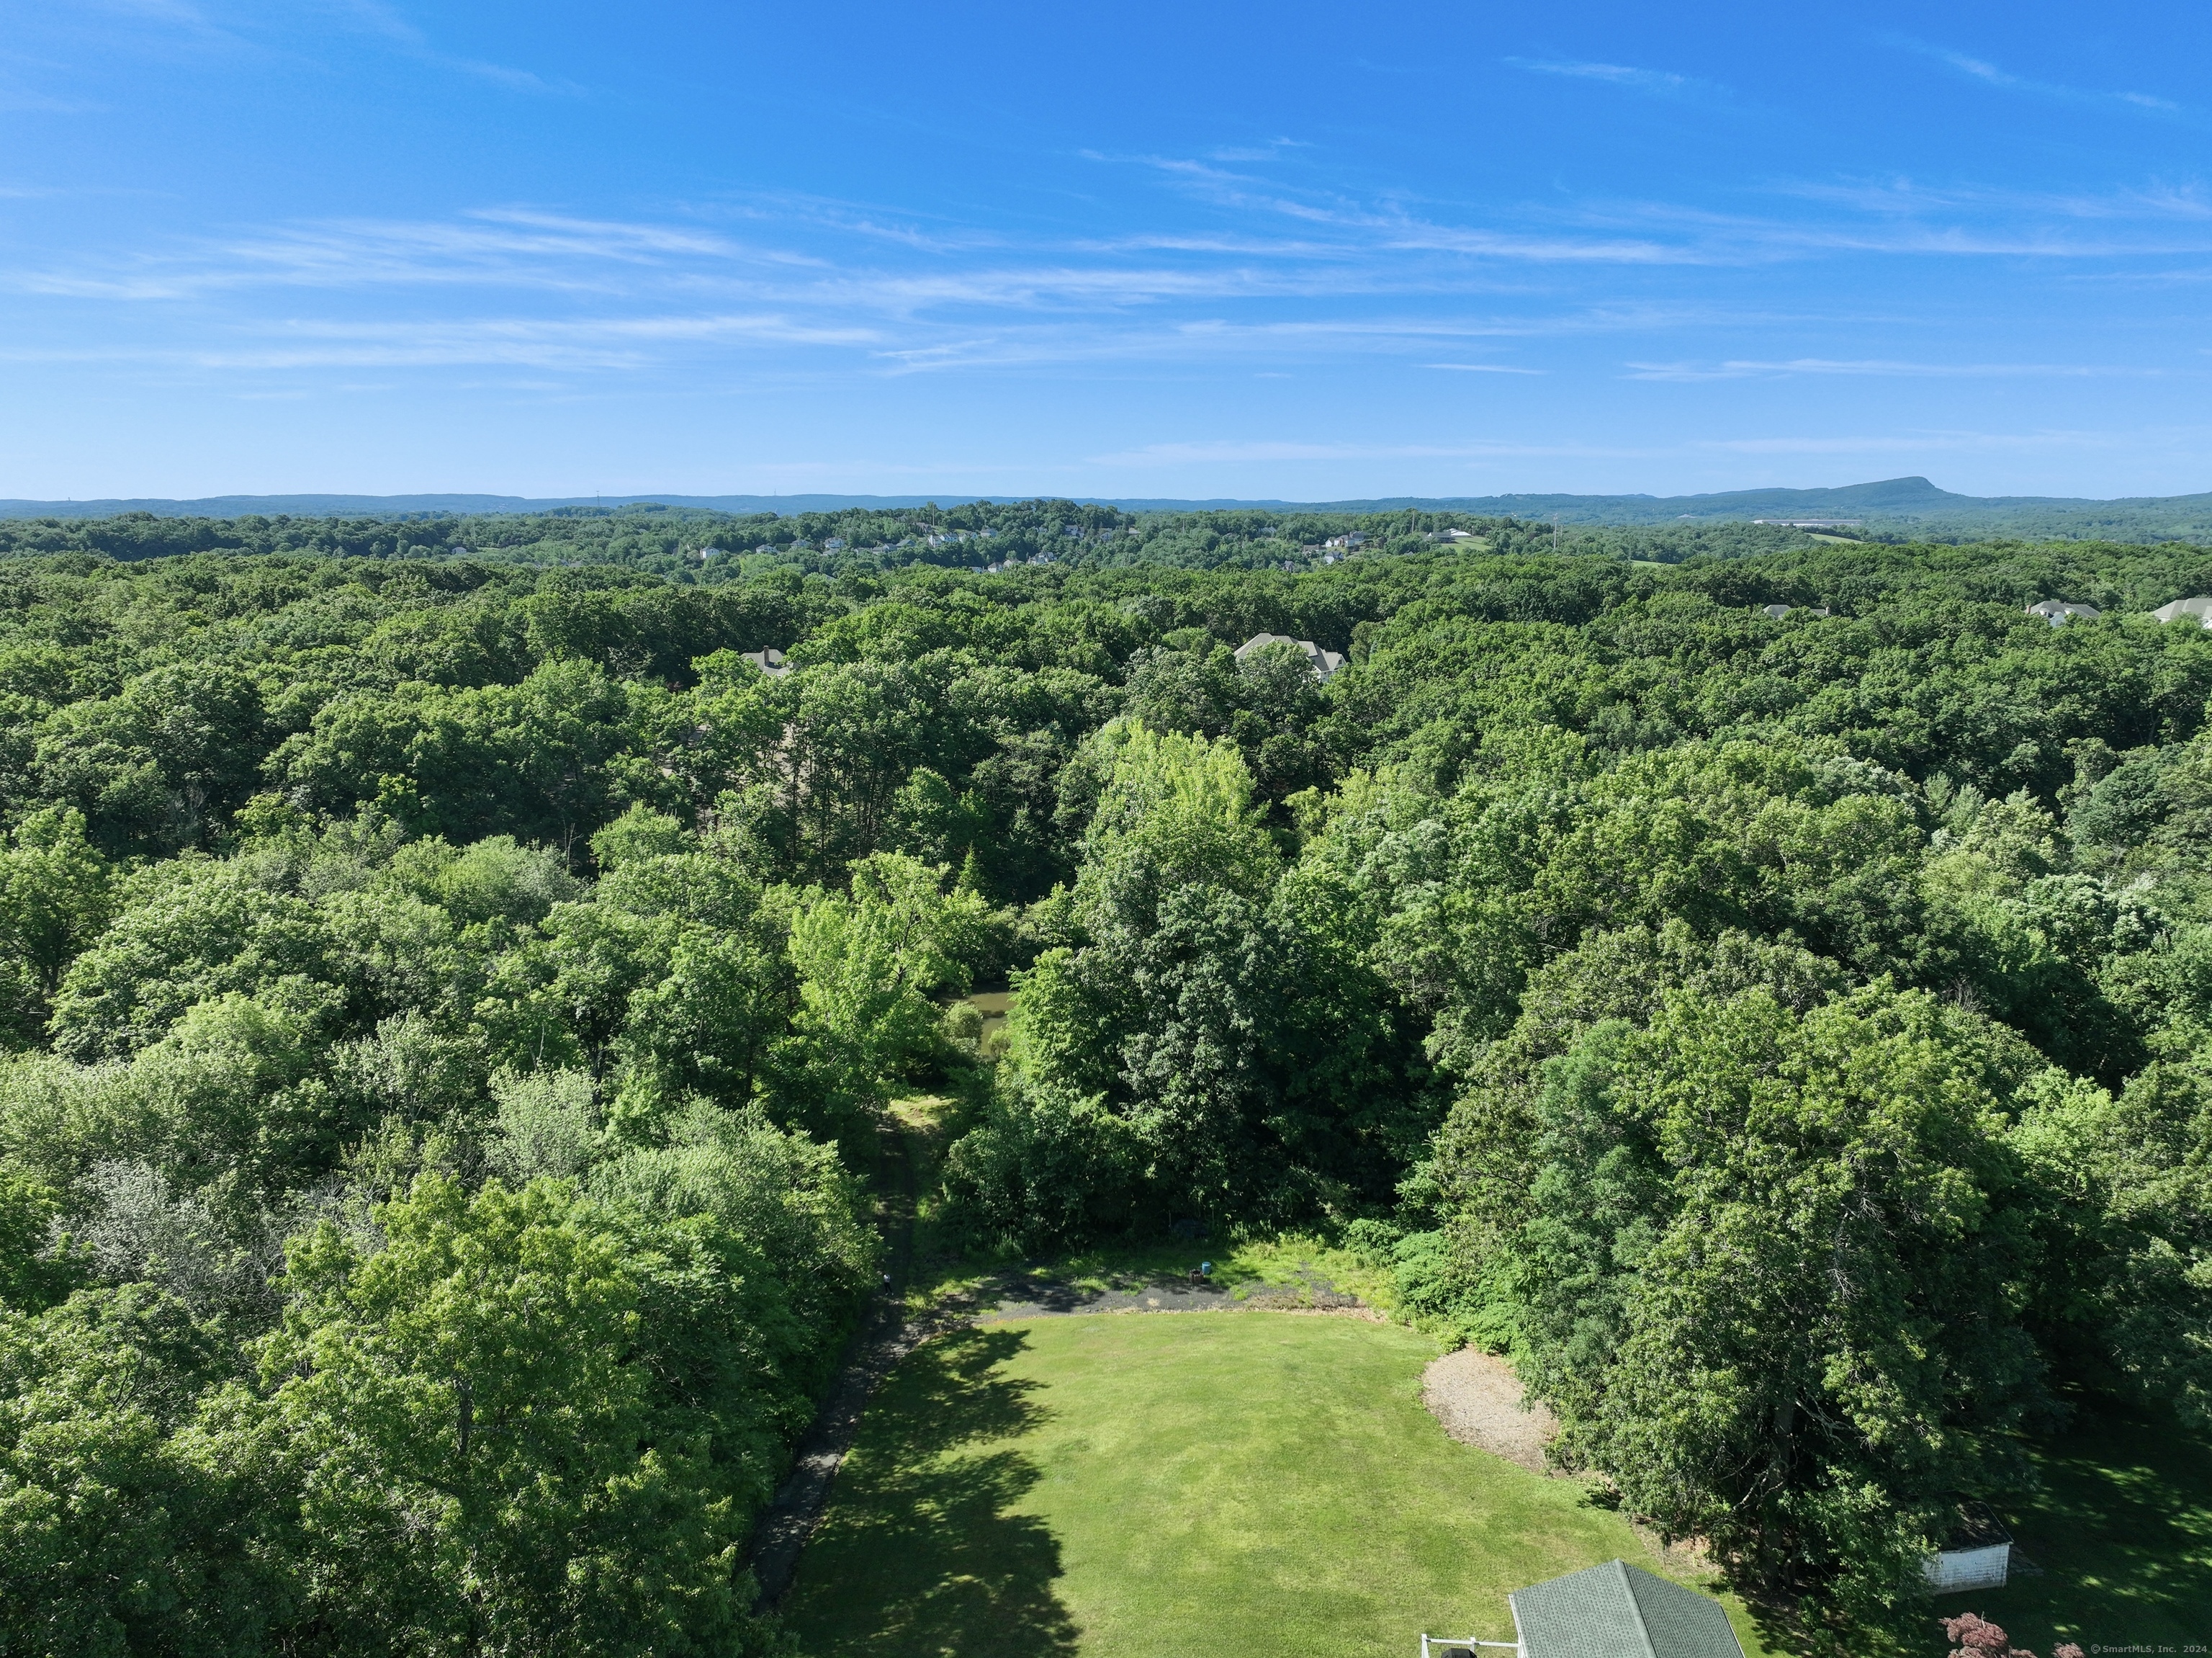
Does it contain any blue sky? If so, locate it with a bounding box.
[1,1,2208,501]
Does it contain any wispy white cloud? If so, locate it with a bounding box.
[22,0,567,94]
[11,209,775,300]
[35,149,2212,336]
[1775,177,2212,223]
[1504,57,1723,102]
[12,130,2212,400]
[1704,429,2122,455]
[1084,439,1618,466]
[76,0,235,39]
[859,313,1666,376]
[317,0,576,92]
[1080,426,2210,472]
[0,84,103,114]
[1119,153,1706,264]
[1205,140,1310,162]
[1880,35,2183,116]
[1107,151,2212,267]
[1,311,881,372]
[1625,357,2161,382]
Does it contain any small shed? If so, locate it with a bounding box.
[1923,1505,2012,1594]
[1511,1561,1745,1658]
[1426,1559,1744,1658]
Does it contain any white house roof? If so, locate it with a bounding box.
[1510,1560,1745,1658]
[2026,599,2101,624]
[2153,595,2212,626]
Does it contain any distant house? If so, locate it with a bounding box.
[1752,518,1863,528]
[1423,1559,1745,1658]
[2026,599,2100,626]
[2152,595,2212,627]
[696,545,726,561]
[822,537,847,551]
[1761,604,1832,619]
[1235,632,1344,681]
[741,648,790,678]
[1323,532,1370,550]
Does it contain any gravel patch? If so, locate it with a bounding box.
[1422,1346,1557,1474]
[981,1265,1369,1320]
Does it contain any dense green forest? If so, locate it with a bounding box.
[0,497,1820,578]
[4,518,2212,1654]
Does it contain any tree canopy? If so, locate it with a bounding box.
[1,514,2211,1649]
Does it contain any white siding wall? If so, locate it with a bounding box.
[1922,1543,2010,1592]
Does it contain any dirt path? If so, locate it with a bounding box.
[745,1109,937,1610]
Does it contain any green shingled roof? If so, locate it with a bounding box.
[1509,1559,1744,1658]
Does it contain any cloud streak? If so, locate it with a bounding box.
[1881,35,2183,116]
[1504,57,1725,103]
[1085,438,1640,466]
[1624,357,2163,382]
[9,138,2208,394]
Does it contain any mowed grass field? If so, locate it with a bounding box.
[781,1312,1771,1658]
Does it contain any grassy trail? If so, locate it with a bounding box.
[744,1103,925,1608]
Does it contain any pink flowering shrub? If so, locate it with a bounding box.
[1939,1614,2082,1658]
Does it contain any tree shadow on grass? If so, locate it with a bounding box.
[1735,1400,2212,1658]
[783,1325,1079,1658]
[1964,1400,2212,1653]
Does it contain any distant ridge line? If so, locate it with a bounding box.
[1,477,2208,524]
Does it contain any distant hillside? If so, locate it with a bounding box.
[4,477,2209,541]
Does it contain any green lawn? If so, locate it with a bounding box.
[781,1311,1771,1658]
[1927,1404,2212,1655]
